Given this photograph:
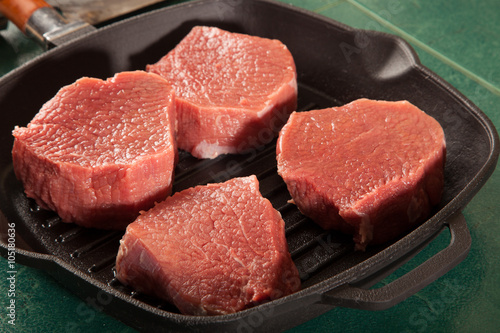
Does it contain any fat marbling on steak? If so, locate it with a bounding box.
[115,175,300,315]
[12,71,177,229]
[276,99,446,250]
[147,26,297,159]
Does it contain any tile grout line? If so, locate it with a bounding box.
[337,0,500,96]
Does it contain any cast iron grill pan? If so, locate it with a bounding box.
[0,1,498,332]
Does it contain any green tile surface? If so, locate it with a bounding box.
[1,0,499,332]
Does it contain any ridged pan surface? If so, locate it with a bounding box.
[0,0,498,332]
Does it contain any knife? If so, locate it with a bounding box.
[0,12,7,29]
[0,0,166,48]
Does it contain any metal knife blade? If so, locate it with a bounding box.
[1,0,167,48]
[48,0,167,26]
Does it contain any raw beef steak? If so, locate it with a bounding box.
[115,175,300,315]
[147,26,297,159]
[12,71,177,229]
[276,99,446,250]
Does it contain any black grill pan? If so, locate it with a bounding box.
[0,0,498,332]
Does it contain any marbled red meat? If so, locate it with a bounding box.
[12,71,177,229]
[115,175,300,315]
[147,26,297,159]
[276,99,446,250]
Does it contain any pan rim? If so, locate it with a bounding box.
[0,0,498,329]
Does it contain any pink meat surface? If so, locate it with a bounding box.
[147,26,297,159]
[277,99,446,250]
[115,175,300,315]
[12,71,177,229]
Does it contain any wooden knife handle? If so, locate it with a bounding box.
[0,0,51,32]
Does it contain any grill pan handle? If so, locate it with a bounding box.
[321,213,471,311]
